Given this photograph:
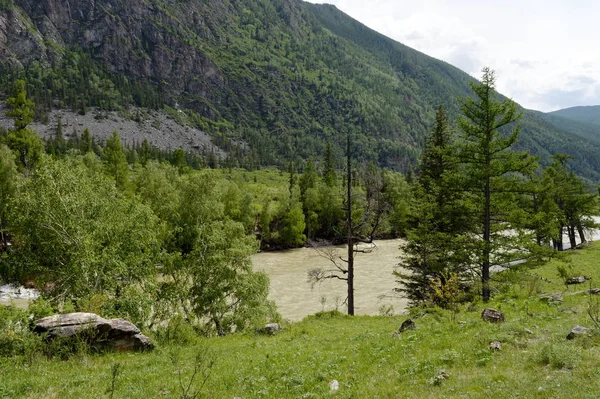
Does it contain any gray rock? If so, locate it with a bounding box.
[399,318,416,332]
[566,276,590,285]
[264,323,281,334]
[540,294,563,303]
[34,312,153,352]
[481,308,505,323]
[588,288,600,295]
[489,341,502,351]
[567,325,591,340]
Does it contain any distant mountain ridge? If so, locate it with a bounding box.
[1,0,600,180]
[549,106,600,127]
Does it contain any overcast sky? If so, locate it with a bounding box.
[305,0,600,112]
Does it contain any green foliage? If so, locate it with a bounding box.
[535,343,582,369]
[457,67,539,301]
[4,80,43,172]
[4,155,160,301]
[102,131,130,191]
[399,105,473,306]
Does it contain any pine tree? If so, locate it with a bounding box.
[457,68,538,301]
[103,131,130,191]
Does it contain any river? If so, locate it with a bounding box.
[251,239,408,321]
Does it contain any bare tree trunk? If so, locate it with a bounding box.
[346,131,354,316]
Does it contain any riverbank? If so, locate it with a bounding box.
[2,242,600,398]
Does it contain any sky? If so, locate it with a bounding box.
[305,0,600,112]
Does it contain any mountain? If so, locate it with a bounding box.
[537,111,600,145]
[549,106,600,127]
[1,0,600,181]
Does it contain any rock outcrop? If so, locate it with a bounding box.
[34,312,153,352]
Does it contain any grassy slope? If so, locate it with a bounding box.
[3,244,600,398]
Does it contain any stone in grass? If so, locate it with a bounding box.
[489,341,502,351]
[481,308,505,323]
[399,319,416,333]
[567,325,591,340]
[34,312,153,352]
[540,294,563,304]
[264,323,281,334]
[329,380,339,391]
[588,288,600,295]
[566,276,590,285]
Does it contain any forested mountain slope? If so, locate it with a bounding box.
[1,0,600,180]
[550,105,600,127]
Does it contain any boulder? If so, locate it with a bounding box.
[399,319,416,332]
[566,325,591,340]
[34,312,153,352]
[481,308,504,323]
[566,276,590,285]
[264,323,281,334]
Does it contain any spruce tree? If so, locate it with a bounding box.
[103,131,130,191]
[397,105,471,306]
[4,80,43,172]
[457,68,538,301]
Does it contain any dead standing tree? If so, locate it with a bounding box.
[307,131,388,315]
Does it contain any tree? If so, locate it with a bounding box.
[308,130,388,315]
[299,158,320,239]
[103,131,130,190]
[457,68,538,301]
[4,155,160,302]
[0,145,18,250]
[397,105,473,306]
[4,80,43,172]
[541,155,597,250]
[323,141,337,187]
[153,172,277,334]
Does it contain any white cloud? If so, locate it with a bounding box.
[305,0,600,112]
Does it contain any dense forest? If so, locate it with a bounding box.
[0,0,600,180]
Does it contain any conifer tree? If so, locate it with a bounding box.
[103,131,130,191]
[457,68,538,301]
[397,105,472,306]
[4,80,43,172]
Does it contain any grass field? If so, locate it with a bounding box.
[2,243,600,398]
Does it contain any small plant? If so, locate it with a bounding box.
[170,347,215,399]
[319,296,327,312]
[378,304,394,317]
[557,264,575,288]
[535,343,581,369]
[587,289,600,330]
[106,363,122,399]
